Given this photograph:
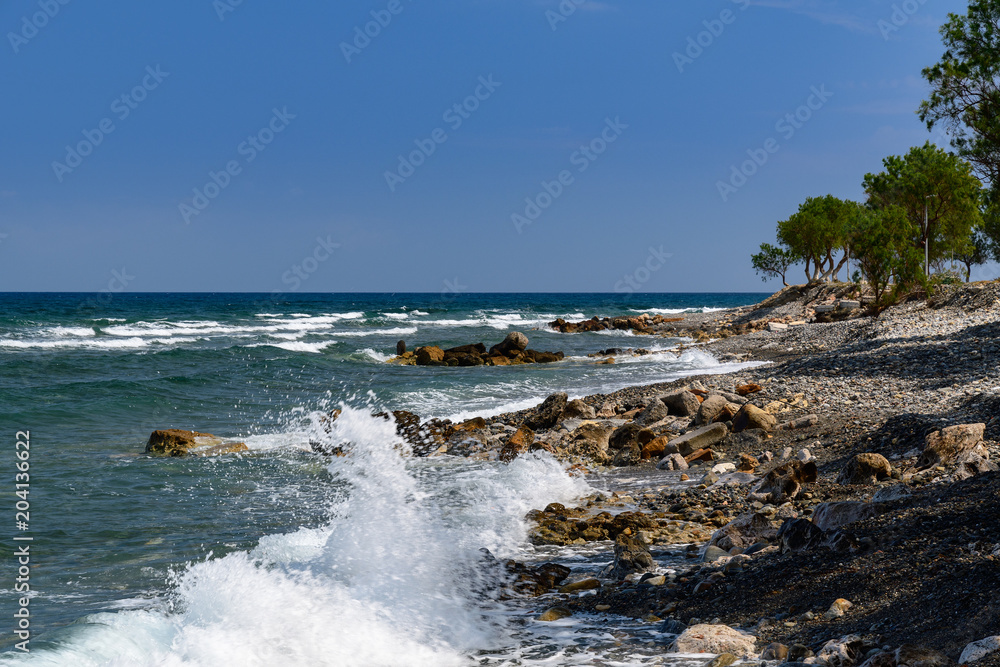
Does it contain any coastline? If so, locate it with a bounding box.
[462,282,1000,664]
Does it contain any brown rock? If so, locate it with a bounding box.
[732,404,777,433]
[525,392,568,430]
[696,394,729,425]
[146,429,230,457]
[736,383,762,396]
[920,423,986,469]
[737,453,759,472]
[196,442,249,456]
[415,346,445,365]
[837,453,892,486]
[751,459,817,503]
[499,426,535,463]
[684,448,715,464]
[560,399,597,421]
[641,436,672,460]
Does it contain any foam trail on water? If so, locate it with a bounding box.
[0,408,590,666]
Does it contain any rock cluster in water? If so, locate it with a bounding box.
[388,331,565,366]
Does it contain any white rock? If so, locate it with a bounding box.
[672,624,757,657]
[768,322,789,332]
[711,462,737,475]
[960,637,1000,663]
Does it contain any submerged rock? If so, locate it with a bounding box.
[145,429,247,457]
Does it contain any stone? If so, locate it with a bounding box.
[640,436,675,460]
[596,400,617,418]
[818,635,864,667]
[501,560,571,597]
[660,619,688,635]
[557,578,600,594]
[499,426,535,463]
[837,453,892,485]
[657,452,689,470]
[788,644,814,661]
[560,399,596,421]
[612,443,643,467]
[145,429,242,457]
[750,459,817,503]
[872,483,913,503]
[197,442,249,456]
[696,394,729,426]
[823,598,853,621]
[737,453,759,472]
[663,390,701,417]
[525,392,568,430]
[812,502,881,532]
[565,421,615,463]
[637,398,670,425]
[396,340,406,355]
[672,624,757,658]
[415,346,445,365]
[702,545,729,562]
[605,533,656,579]
[953,449,999,480]
[708,512,777,552]
[711,462,736,475]
[490,331,529,357]
[960,637,1000,664]
[707,654,737,667]
[780,414,819,430]
[895,645,952,667]
[767,322,788,332]
[609,423,655,450]
[666,423,729,456]
[732,404,777,433]
[684,448,716,464]
[736,383,762,396]
[538,606,572,622]
[761,643,789,661]
[920,423,986,468]
[777,518,848,553]
[859,652,897,667]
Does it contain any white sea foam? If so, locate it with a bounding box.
[359,348,393,362]
[249,340,338,354]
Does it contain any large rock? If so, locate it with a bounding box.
[489,331,529,357]
[604,533,655,579]
[696,394,729,425]
[560,399,596,421]
[708,512,777,552]
[895,645,952,667]
[920,423,986,468]
[499,426,535,463]
[658,452,689,470]
[672,624,757,658]
[960,637,1000,664]
[749,459,817,503]
[732,404,777,433]
[636,399,670,425]
[415,346,445,365]
[145,429,246,457]
[663,423,728,457]
[818,635,864,667]
[564,421,615,463]
[609,423,655,450]
[525,392,568,430]
[662,390,700,417]
[811,501,882,532]
[837,453,892,485]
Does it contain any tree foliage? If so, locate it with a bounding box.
[851,207,924,313]
[776,195,860,284]
[751,243,799,286]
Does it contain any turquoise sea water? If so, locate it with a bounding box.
[0,292,766,665]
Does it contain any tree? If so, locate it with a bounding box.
[919,0,1000,189]
[751,243,799,286]
[851,206,924,313]
[953,226,991,281]
[776,195,861,283]
[863,143,983,269]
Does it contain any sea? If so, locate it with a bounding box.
[0,292,767,666]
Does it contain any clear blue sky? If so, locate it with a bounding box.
[0,0,975,293]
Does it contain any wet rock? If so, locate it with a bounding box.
[525,392,568,430]
[895,645,952,667]
[610,423,655,450]
[565,421,615,464]
[733,404,777,433]
[672,624,757,658]
[395,340,406,355]
[660,619,688,635]
[637,398,670,425]
[499,426,535,463]
[658,453,689,471]
[502,560,571,597]
[811,502,881,531]
[696,394,729,426]
[641,436,674,460]
[612,443,642,467]
[489,331,529,357]
[762,643,789,661]
[560,399,596,421]
[145,429,246,457]
[605,533,656,579]
[708,654,738,667]
[196,442,250,456]
[558,577,601,593]
[837,453,892,485]
[919,423,985,469]
[415,345,445,365]
[666,423,728,457]
[538,606,573,622]
[663,390,701,417]
[750,459,817,503]
[708,512,777,552]
[960,637,1000,663]
[702,545,729,562]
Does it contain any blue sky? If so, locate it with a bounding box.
[0,0,975,292]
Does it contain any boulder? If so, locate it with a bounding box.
[612,443,642,467]
[960,637,1000,664]
[696,394,729,425]
[811,502,882,532]
[538,606,572,622]
[499,426,535,463]
[657,453,689,471]
[489,331,529,357]
[665,423,728,456]
[641,436,674,460]
[560,399,596,421]
[708,512,777,552]
[920,423,986,468]
[732,404,777,433]
[636,399,670,425]
[525,392,568,430]
[953,449,999,480]
[672,624,757,658]
[761,643,789,661]
[609,423,655,450]
[145,429,245,457]
[895,645,952,667]
[750,459,817,503]
[396,340,406,355]
[823,598,853,621]
[777,518,826,552]
[604,533,656,579]
[662,390,700,417]
[415,346,445,365]
[564,422,615,463]
[837,453,892,485]
[817,635,864,667]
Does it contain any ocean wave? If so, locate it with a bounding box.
[629,307,727,314]
[248,341,338,354]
